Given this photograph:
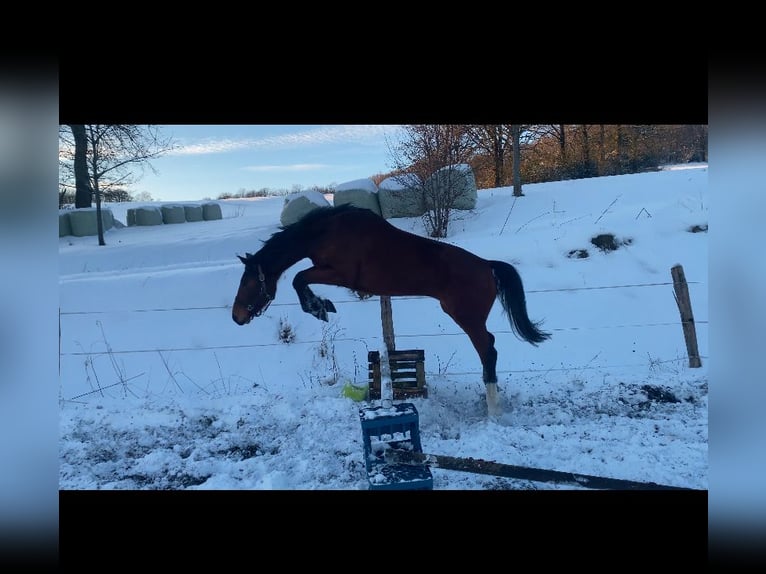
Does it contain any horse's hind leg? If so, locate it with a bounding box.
[471,328,502,417]
[441,301,502,417]
[483,332,498,383]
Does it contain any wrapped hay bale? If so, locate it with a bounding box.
[59,211,72,237]
[161,204,186,224]
[333,178,381,215]
[378,174,425,219]
[425,163,477,211]
[67,207,114,237]
[183,204,204,222]
[101,208,114,230]
[280,190,331,227]
[133,206,163,226]
[202,202,223,221]
[127,208,136,227]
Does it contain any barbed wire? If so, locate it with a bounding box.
[59,321,708,357]
[61,353,709,403]
[58,280,705,316]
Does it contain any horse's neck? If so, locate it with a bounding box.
[259,244,307,276]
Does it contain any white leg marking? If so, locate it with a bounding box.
[485,382,502,417]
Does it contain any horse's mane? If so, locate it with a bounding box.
[252,204,369,260]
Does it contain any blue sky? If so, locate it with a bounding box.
[136,125,404,202]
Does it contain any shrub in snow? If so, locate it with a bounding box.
[280,190,331,227]
[333,178,382,216]
[424,164,477,211]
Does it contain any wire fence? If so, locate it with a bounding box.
[58,280,703,317]
[59,279,708,363]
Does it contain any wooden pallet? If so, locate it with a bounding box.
[368,349,427,400]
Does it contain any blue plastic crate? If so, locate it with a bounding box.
[359,403,433,490]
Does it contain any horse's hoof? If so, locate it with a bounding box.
[325,300,337,313]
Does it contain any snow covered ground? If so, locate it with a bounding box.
[59,165,708,491]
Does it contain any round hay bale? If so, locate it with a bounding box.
[378,174,425,219]
[161,204,186,224]
[127,208,137,227]
[424,164,477,211]
[101,208,114,230]
[183,204,204,222]
[59,211,72,237]
[333,178,381,216]
[280,190,331,227]
[67,208,114,237]
[202,202,223,221]
[134,206,163,226]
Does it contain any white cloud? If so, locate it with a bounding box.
[242,163,327,173]
[171,139,254,156]
[169,125,400,156]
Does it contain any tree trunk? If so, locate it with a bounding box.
[598,124,606,174]
[69,124,92,208]
[616,125,625,174]
[93,180,106,246]
[511,125,522,197]
[493,128,503,188]
[581,125,592,177]
[559,124,567,163]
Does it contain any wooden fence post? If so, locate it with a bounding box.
[380,295,396,353]
[671,264,701,368]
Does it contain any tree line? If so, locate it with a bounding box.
[375,124,707,237]
[59,124,707,243]
[377,124,707,192]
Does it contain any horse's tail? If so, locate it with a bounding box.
[489,260,551,346]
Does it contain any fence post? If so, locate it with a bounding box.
[380,295,396,353]
[671,264,701,368]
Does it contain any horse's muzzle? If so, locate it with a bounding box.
[232,310,252,325]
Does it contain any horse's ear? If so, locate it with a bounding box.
[245,252,253,258]
[238,255,248,265]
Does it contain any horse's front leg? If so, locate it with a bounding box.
[292,267,340,322]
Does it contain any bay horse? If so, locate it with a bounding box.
[232,204,550,416]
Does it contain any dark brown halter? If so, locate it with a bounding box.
[248,264,273,317]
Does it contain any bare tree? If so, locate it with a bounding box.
[466,125,513,188]
[387,125,474,238]
[538,124,568,178]
[59,125,175,245]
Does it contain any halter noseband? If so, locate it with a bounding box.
[247,264,273,317]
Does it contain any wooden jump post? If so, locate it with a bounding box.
[370,295,427,400]
[671,264,701,368]
[380,295,395,353]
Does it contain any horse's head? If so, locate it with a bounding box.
[232,253,276,325]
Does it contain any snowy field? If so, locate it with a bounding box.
[59,165,708,491]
